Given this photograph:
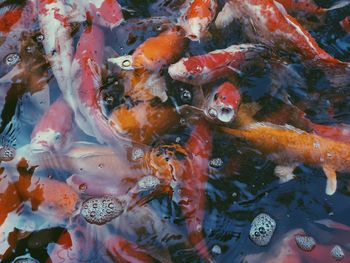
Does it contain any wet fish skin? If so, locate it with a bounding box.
[179,120,213,262]
[220,122,350,195]
[215,0,347,67]
[204,82,241,124]
[168,44,266,85]
[179,0,218,41]
[30,96,73,153]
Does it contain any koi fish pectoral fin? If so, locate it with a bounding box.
[322,166,337,195]
[274,164,297,183]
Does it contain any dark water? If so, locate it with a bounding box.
[0,0,350,262]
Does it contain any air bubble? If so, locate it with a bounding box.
[81,197,124,225]
[212,245,222,254]
[137,175,160,191]
[36,34,44,42]
[331,245,344,261]
[79,183,87,191]
[122,59,131,68]
[249,213,276,246]
[180,89,192,103]
[4,53,20,66]
[295,234,316,251]
[209,157,224,168]
[98,163,104,169]
[208,108,218,118]
[132,148,144,160]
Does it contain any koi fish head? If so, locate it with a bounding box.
[87,0,124,29]
[205,82,241,124]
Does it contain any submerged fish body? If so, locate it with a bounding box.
[30,96,73,153]
[168,44,266,85]
[179,0,218,41]
[276,0,326,14]
[221,122,350,195]
[215,0,347,67]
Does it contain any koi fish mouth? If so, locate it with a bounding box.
[205,104,236,124]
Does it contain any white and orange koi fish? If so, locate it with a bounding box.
[220,122,350,195]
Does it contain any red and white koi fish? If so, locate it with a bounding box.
[37,0,75,110]
[340,16,350,33]
[168,44,266,85]
[220,122,350,195]
[30,96,73,153]
[71,24,130,154]
[204,82,241,124]
[215,0,348,69]
[179,0,218,41]
[66,0,124,29]
[277,0,350,15]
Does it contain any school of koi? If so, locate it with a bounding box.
[0,0,349,262]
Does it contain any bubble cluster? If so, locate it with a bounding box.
[249,213,276,246]
[81,197,124,225]
[209,157,224,169]
[4,53,20,66]
[0,147,16,161]
[331,245,344,261]
[35,34,45,42]
[131,147,144,160]
[295,234,316,251]
[137,175,160,191]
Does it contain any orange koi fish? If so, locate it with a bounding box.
[215,0,349,70]
[179,0,218,41]
[220,122,350,195]
[168,44,266,85]
[108,102,180,144]
[276,0,326,14]
[110,26,186,72]
[340,16,350,33]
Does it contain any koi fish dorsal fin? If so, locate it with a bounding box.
[241,122,307,134]
[323,165,337,195]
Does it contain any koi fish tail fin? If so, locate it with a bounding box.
[0,99,22,149]
[269,60,305,104]
[326,0,350,12]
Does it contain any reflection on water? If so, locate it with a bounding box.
[0,0,349,262]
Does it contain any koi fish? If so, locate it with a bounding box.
[15,160,79,218]
[204,82,241,124]
[71,24,129,155]
[0,0,36,34]
[110,26,186,72]
[106,236,155,263]
[340,16,350,33]
[108,102,180,144]
[277,0,350,14]
[179,0,218,41]
[214,0,349,71]
[220,122,350,195]
[30,96,73,153]
[37,0,76,112]
[168,44,266,85]
[179,120,213,262]
[66,0,124,29]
